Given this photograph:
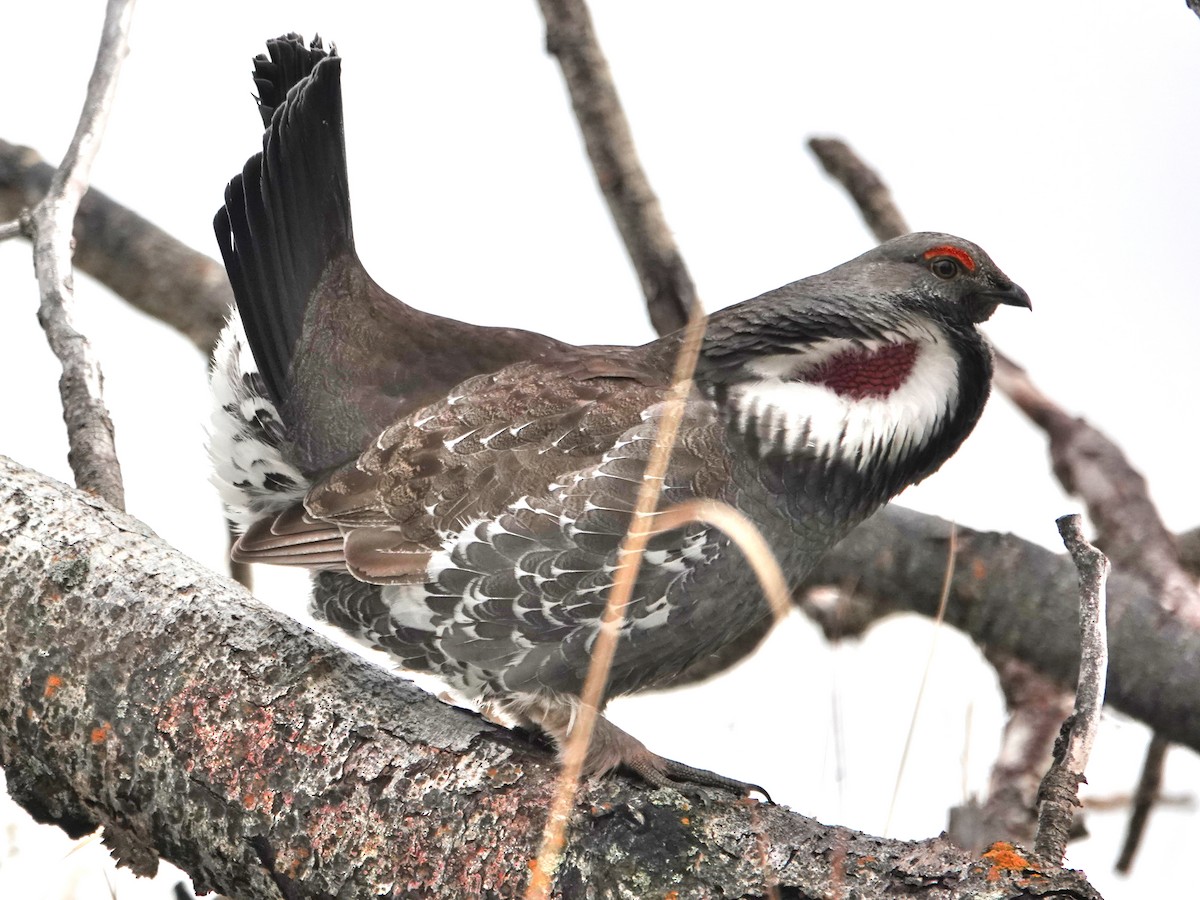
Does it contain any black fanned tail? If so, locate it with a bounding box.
[213,34,352,412]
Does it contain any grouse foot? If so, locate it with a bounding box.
[502,692,771,800]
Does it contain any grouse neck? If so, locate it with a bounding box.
[721,321,994,523]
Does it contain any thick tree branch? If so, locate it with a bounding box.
[21,0,136,511]
[0,455,1100,898]
[537,0,697,336]
[801,508,1200,754]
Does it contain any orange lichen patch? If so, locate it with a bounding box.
[972,558,987,581]
[665,892,680,900]
[90,722,112,745]
[680,816,690,826]
[242,790,276,812]
[43,674,64,698]
[982,842,1035,882]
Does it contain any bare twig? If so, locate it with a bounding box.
[26,0,136,510]
[537,0,695,336]
[1115,732,1170,873]
[1034,514,1109,863]
[647,499,792,623]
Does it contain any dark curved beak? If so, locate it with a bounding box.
[983,282,1033,311]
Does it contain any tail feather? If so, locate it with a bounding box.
[213,35,352,413]
[213,34,571,480]
[252,33,329,127]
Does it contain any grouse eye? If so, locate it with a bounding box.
[929,257,962,280]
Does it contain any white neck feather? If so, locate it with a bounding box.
[730,323,960,469]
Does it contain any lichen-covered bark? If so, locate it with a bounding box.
[0,456,1101,897]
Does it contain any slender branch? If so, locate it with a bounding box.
[1034,515,1110,863]
[25,0,136,510]
[537,0,695,337]
[948,653,1074,851]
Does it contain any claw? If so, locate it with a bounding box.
[626,751,773,802]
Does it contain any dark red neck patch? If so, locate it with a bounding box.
[806,342,919,400]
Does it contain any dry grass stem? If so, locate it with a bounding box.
[527,300,708,897]
[884,522,957,835]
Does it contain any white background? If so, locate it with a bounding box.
[2,2,1198,897]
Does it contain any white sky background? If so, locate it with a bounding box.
[1,1,1198,897]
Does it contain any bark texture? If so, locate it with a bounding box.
[0,455,1101,898]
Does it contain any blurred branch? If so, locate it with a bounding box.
[808,137,911,242]
[1116,733,1170,874]
[20,0,136,511]
[995,355,1200,624]
[0,138,232,358]
[0,455,1101,899]
[537,0,697,336]
[1179,525,1200,577]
